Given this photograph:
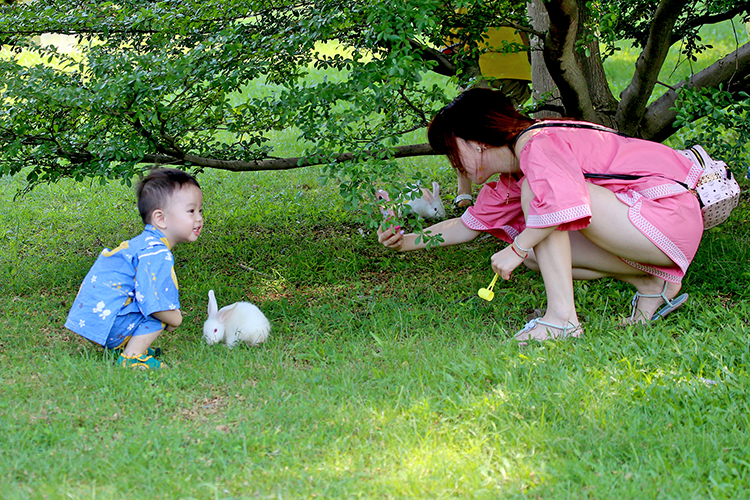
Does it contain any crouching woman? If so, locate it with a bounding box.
[378,88,703,344]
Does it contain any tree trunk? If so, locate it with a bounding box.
[541,0,601,122]
[615,0,692,136]
[574,0,619,128]
[528,0,563,119]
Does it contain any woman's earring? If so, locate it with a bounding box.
[474,144,486,181]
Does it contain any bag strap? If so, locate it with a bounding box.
[522,121,631,138]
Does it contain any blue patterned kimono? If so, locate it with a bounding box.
[65,225,180,348]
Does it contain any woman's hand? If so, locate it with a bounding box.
[377,223,405,251]
[491,245,526,280]
[376,217,480,252]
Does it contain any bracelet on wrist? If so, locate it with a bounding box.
[510,243,527,259]
[513,237,533,254]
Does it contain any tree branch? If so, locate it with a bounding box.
[142,143,436,172]
[641,41,750,142]
[406,38,456,77]
[616,0,691,135]
[671,3,750,45]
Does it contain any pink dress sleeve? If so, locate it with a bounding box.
[519,133,592,231]
[461,177,526,243]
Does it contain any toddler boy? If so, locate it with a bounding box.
[65,168,204,369]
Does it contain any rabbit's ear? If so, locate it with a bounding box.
[217,303,238,323]
[432,182,440,197]
[208,290,218,316]
[420,187,433,202]
[375,189,391,202]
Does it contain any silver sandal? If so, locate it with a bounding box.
[514,318,582,344]
[452,194,474,209]
[630,282,689,322]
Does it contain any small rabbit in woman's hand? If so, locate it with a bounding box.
[376,182,446,220]
[203,290,271,348]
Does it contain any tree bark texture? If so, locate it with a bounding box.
[528,0,563,119]
[541,0,599,122]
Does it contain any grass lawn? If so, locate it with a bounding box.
[2,16,750,500]
[1,151,749,499]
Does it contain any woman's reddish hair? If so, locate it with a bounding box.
[428,88,535,174]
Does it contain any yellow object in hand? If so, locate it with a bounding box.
[478,273,499,301]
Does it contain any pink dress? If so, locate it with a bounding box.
[461,122,704,283]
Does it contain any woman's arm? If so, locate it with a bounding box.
[491,226,558,279]
[377,217,481,252]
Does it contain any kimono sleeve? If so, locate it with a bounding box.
[462,179,525,243]
[519,133,592,231]
[133,244,180,317]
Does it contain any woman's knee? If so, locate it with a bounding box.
[523,253,540,271]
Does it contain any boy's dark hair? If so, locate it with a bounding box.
[136,168,201,224]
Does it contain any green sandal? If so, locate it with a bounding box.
[117,353,165,370]
[108,346,162,358]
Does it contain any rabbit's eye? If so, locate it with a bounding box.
[214,329,218,333]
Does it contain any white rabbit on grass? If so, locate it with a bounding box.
[375,181,446,220]
[203,290,271,348]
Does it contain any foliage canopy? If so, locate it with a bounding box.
[1,0,749,216]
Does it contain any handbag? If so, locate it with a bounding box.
[676,145,741,229]
[523,122,742,230]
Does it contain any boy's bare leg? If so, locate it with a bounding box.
[123,330,162,357]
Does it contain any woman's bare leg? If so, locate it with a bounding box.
[576,185,684,322]
[523,183,683,324]
[515,183,580,341]
[515,229,584,342]
[525,234,683,324]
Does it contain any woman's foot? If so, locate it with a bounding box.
[622,277,686,325]
[514,317,583,346]
[452,193,474,209]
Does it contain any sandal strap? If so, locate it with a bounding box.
[534,319,580,339]
[630,282,674,321]
[520,318,581,339]
[452,194,474,208]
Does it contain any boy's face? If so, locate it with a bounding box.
[157,184,204,246]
